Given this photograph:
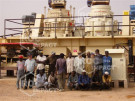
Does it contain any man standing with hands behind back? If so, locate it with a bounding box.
[56,53,67,92]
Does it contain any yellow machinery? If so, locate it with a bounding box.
[1,0,135,62]
[0,0,135,85]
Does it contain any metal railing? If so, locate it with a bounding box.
[2,15,135,38]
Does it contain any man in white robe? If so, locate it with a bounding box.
[74,51,85,75]
[66,53,74,74]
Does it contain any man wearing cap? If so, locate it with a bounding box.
[46,52,57,76]
[24,53,37,89]
[78,70,91,90]
[16,56,25,89]
[74,51,85,75]
[101,71,111,90]
[103,51,112,75]
[36,52,46,74]
[35,68,48,89]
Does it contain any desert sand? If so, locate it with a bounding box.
[0,78,135,101]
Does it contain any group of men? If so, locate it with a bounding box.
[16,49,112,91]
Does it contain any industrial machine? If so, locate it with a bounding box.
[0,43,37,77]
[105,49,128,88]
[21,0,75,38]
[130,5,135,36]
[43,0,75,37]
[48,0,66,8]
[87,0,110,7]
[1,0,135,57]
[85,0,118,36]
[87,0,92,7]
[22,13,44,38]
[0,43,36,64]
[1,0,135,84]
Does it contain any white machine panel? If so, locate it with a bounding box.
[111,58,127,80]
[105,49,127,81]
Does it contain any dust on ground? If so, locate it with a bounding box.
[0,78,135,101]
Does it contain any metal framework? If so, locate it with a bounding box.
[1,15,135,82]
[2,15,135,38]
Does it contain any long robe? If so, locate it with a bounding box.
[74,56,85,74]
[85,57,94,78]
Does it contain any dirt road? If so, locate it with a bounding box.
[0,79,135,101]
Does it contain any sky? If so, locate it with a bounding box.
[0,0,134,35]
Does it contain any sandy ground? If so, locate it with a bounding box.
[0,78,135,101]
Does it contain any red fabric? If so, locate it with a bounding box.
[19,55,23,59]
[73,49,77,52]
[69,22,72,26]
[68,12,70,16]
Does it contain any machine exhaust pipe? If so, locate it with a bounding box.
[70,5,72,17]
[128,40,133,65]
[73,7,75,20]
[44,6,46,18]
